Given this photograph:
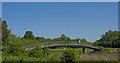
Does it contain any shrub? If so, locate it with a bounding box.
[100,46,105,50]
[43,47,50,57]
[60,48,76,63]
[50,53,58,61]
[29,47,43,58]
[6,44,25,56]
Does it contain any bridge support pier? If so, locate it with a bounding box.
[82,47,86,54]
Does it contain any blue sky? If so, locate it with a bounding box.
[2,2,118,42]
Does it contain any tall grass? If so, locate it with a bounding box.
[2,48,119,61]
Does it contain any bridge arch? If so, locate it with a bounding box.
[25,41,100,54]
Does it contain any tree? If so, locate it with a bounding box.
[66,37,70,41]
[53,38,61,41]
[2,21,11,53]
[0,18,2,42]
[2,21,10,41]
[43,47,50,57]
[29,47,43,58]
[75,37,80,42]
[23,31,34,40]
[9,44,25,56]
[61,34,67,41]
[46,38,51,42]
[97,30,118,42]
[96,30,119,48]
[35,37,46,41]
[80,39,87,43]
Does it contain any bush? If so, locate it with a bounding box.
[29,47,43,58]
[100,46,105,50]
[60,48,76,63]
[5,44,25,56]
[43,47,50,57]
[50,53,58,61]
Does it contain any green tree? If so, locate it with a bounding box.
[0,18,2,43]
[96,30,119,48]
[23,31,34,40]
[66,37,70,41]
[2,21,10,41]
[80,39,87,43]
[61,34,66,41]
[29,47,43,58]
[2,21,11,53]
[53,38,61,41]
[46,38,51,42]
[43,47,50,57]
[60,48,76,63]
[75,37,80,42]
[35,37,46,41]
[9,44,25,56]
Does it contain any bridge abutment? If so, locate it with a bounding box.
[82,47,86,54]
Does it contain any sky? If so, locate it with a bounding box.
[2,2,118,42]
[0,1,1,17]
[2,0,120,2]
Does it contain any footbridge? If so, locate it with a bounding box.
[25,41,100,54]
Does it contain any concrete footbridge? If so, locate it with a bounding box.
[24,41,100,54]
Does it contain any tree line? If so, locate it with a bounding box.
[1,21,87,54]
[23,31,87,42]
[94,30,120,48]
[1,20,120,55]
[1,20,120,61]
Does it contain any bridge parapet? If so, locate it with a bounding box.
[40,41,100,49]
[23,41,100,50]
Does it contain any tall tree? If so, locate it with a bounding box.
[2,21,10,41]
[35,37,46,41]
[61,34,66,41]
[96,30,119,48]
[23,31,34,40]
[0,18,2,41]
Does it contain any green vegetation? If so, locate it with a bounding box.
[2,48,118,61]
[29,47,43,58]
[23,31,35,40]
[60,48,76,63]
[1,21,119,62]
[94,30,120,48]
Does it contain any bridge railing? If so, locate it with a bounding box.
[23,41,100,49]
[40,41,100,48]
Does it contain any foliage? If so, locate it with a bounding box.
[99,46,105,51]
[9,44,25,56]
[46,38,52,42]
[61,34,67,41]
[49,53,58,61]
[61,34,71,41]
[2,21,11,42]
[60,48,76,63]
[21,38,36,46]
[29,47,43,58]
[52,38,61,41]
[95,30,120,48]
[43,47,50,57]
[35,37,46,42]
[23,31,35,40]
[98,30,118,42]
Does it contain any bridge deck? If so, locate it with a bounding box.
[25,43,100,50]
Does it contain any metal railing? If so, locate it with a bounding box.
[23,41,100,49]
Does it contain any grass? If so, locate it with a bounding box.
[50,48,94,53]
[80,52,118,61]
[2,48,119,61]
